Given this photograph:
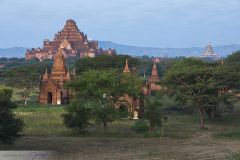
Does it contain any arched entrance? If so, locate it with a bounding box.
[115,101,132,118]
[118,104,129,118]
[47,92,53,104]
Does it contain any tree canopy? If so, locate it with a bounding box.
[163,58,240,128]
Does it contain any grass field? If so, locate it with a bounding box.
[0,104,239,160]
[14,105,203,138]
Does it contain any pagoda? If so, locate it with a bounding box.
[201,42,218,58]
[39,47,74,105]
[145,62,162,95]
[26,19,116,61]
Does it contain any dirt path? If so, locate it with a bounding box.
[3,133,240,160]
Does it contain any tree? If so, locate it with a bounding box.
[5,61,52,104]
[0,89,23,144]
[67,69,143,133]
[144,97,166,136]
[75,55,140,74]
[62,100,92,134]
[163,58,239,128]
[93,101,117,133]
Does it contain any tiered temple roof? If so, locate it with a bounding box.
[26,19,116,61]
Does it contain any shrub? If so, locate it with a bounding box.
[0,89,23,144]
[131,120,149,134]
[62,101,92,134]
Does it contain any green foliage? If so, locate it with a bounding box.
[228,154,240,160]
[163,58,240,128]
[225,51,240,67]
[4,60,52,104]
[93,102,118,133]
[215,131,240,140]
[67,69,143,133]
[63,101,92,134]
[75,55,140,74]
[67,69,143,105]
[0,89,23,144]
[131,120,149,134]
[117,105,129,118]
[144,97,164,136]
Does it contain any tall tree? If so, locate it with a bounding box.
[0,89,23,144]
[67,69,143,133]
[5,61,51,104]
[62,100,92,134]
[163,58,239,128]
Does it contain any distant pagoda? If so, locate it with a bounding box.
[201,42,218,58]
[26,19,116,61]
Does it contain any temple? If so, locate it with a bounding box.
[201,42,218,58]
[26,19,116,61]
[142,62,163,95]
[39,47,74,105]
[115,59,143,119]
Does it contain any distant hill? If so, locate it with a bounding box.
[1,42,240,58]
[99,41,240,57]
[0,47,27,58]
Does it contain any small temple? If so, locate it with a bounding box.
[39,47,74,105]
[201,42,218,58]
[26,19,116,61]
[146,62,162,95]
[114,59,162,119]
[114,59,143,119]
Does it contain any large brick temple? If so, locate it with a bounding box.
[26,19,116,61]
[39,47,74,105]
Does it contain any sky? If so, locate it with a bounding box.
[0,0,240,48]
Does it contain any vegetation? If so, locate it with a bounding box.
[144,97,164,136]
[4,60,52,104]
[163,58,240,128]
[0,51,240,159]
[66,69,143,133]
[75,55,140,74]
[62,101,92,134]
[131,120,149,134]
[0,89,23,144]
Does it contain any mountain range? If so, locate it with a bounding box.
[1,41,240,58]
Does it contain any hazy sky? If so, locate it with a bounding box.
[0,0,240,48]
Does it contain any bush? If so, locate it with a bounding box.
[131,120,149,134]
[0,89,23,144]
[62,101,92,134]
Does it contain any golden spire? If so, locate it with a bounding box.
[123,59,130,73]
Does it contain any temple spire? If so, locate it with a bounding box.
[52,46,67,75]
[151,62,158,76]
[123,59,130,73]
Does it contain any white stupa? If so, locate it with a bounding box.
[201,42,218,58]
